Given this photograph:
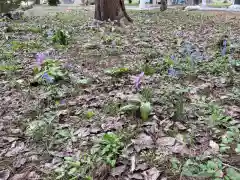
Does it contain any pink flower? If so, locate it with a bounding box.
[66,8,71,12]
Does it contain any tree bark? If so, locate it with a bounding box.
[94,0,133,23]
[36,0,41,4]
[0,0,22,13]
[160,0,167,11]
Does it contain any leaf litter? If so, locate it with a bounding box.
[0,7,240,180]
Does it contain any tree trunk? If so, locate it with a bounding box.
[94,0,133,23]
[160,0,167,11]
[0,0,22,13]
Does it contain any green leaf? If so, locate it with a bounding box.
[110,159,116,167]
[220,146,230,153]
[214,170,223,178]
[170,157,181,170]
[119,104,139,112]
[58,129,71,137]
[222,137,229,144]
[85,111,95,119]
[235,144,240,153]
[33,66,40,74]
[64,156,74,161]
[55,167,65,173]
[207,161,218,170]
[77,78,92,85]
[68,167,77,175]
[84,176,93,180]
[226,168,240,180]
[68,161,81,167]
[33,71,44,81]
[56,173,65,180]
[140,102,152,121]
[104,67,129,76]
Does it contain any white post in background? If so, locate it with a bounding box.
[152,0,157,6]
[202,0,206,6]
[168,0,172,5]
[139,0,146,9]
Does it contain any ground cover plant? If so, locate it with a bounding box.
[0,7,240,180]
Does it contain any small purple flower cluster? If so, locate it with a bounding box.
[47,30,54,39]
[170,55,175,60]
[36,52,46,66]
[35,52,54,83]
[134,72,144,90]
[168,67,178,77]
[168,55,179,77]
[60,99,66,104]
[176,31,183,37]
[42,72,54,83]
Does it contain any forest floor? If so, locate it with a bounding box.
[0,7,240,180]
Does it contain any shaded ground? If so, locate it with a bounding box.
[202,10,240,18]
[0,7,240,180]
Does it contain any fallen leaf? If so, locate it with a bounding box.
[2,137,18,142]
[83,42,101,49]
[175,133,185,144]
[10,173,26,180]
[142,167,160,180]
[209,140,219,152]
[129,173,143,180]
[5,142,25,157]
[175,122,187,130]
[0,169,10,180]
[13,157,26,168]
[157,137,176,146]
[132,133,154,152]
[130,155,136,172]
[74,128,90,138]
[160,120,174,132]
[111,165,126,176]
[136,163,149,171]
[171,144,190,155]
[90,127,101,134]
[101,117,124,131]
[27,171,40,180]
[11,128,21,134]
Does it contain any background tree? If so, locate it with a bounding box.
[94,0,133,23]
[0,0,22,13]
[48,0,60,6]
[160,0,167,11]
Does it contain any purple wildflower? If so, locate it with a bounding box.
[6,44,11,49]
[60,99,66,104]
[176,31,183,37]
[64,63,73,70]
[134,72,144,90]
[168,66,178,77]
[170,55,178,64]
[47,30,54,38]
[36,53,46,66]
[112,40,116,48]
[223,40,227,47]
[221,40,227,56]
[42,72,54,83]
[170,55,175,60]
